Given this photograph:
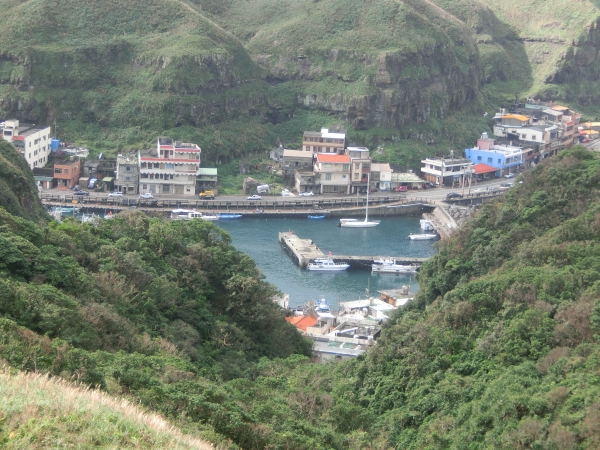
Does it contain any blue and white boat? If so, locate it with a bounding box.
[316,298,331,313]
[219,214,242,219]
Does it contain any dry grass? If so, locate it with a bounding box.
[0,370,214,449]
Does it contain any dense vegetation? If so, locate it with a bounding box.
[3,133,600,448]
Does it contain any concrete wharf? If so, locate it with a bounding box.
[278,231,429,269]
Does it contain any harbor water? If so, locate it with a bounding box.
[218,215,437,310]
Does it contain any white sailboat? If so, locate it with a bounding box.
[340,174,380,228]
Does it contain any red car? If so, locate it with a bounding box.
[394,186,408,192]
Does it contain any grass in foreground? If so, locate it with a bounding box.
[0,370,214,449]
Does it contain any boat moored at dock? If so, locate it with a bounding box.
[171,209,219,221]
[371,258,419,274]
[307,257,350,271]
[420,219,434,231]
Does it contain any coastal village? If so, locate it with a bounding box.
[1,100,589,360]
[2,100,587,198]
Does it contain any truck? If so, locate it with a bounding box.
[199,190,215,199]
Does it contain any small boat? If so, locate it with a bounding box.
[339,218,357,226]
[52,206,80,214]
[420,219,434,231]
[340,174,380,228]
[219,214,243,219]
[308,215,325,219]
[407,233,438,240]
[372,258,419,274]
[307,257,350,271]
[315,298,331,313]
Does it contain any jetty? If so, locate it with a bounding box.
[278,231,429,269]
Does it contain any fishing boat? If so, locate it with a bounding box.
[420,219,434,231]
[170,209,219,221]
[308,215,325,219]
[307,257,350,271]
[340,174,380,228]
[219,214,243,219]
[372,258,419,274]
[315,298,331,313]
[407,233,438,240]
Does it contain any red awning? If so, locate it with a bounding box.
[473,163,498,174]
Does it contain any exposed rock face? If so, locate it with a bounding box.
[548,19,600,84]
[259,44,481,130]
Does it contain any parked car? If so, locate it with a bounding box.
[500,182,514,188]
[108,191,123,198]
[504,173,515,178]
[247,195,262,200]
[446,192,463,200]
[199,190,215,199]
[74,190,89,196]
[299,191,315,197]
[139,193,153,199]
[394,186,408,192]
[474,188,486,193]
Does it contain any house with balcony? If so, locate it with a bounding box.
[420,156,473,187]
[115,154,140,194]
[1,119,52,169]
[302,128,346,153]
[294,171,320,194]
[197,168,218,192]
[139,137,201,196]
[54,159,81,189]
[345,147,371,193]
[314,153,351,194]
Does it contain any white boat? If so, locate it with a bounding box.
[341,174,380,228]
[315,298,331,313]
[420,219,434,231]
[407,233,438,240]
[339,218,358,225]
[307,257,350,271]
[372,258,418,274]
[81,213,99,223]
[170,209,219,221]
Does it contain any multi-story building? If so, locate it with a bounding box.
[294,171,320,195]
[83,159,117,179]
[464,134,523,177]
[283,149,314,175]
[115,154,140,195]
[420,156,473,186]
[302,128,346,153]
[314,153,351,194]
[1,119,52,169]
[346,147,371,193]
[371,163,393,191]
[54,159,81,189]
[138,137,201,196]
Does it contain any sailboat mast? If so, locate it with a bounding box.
[365,173,370,222]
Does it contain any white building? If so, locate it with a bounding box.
[138,137,201,196]
[314,153,351,194]
[1,120,52,169]
[420,156,473,186]
[302,128,346,153]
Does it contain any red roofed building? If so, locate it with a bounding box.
[315,153,351,194]
[286,316,318,334]
[138,137,201,196]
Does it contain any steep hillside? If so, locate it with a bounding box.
[0,370,213,449]
[0,140,48,223]
[195,0,482,130]
[0,0,267,139]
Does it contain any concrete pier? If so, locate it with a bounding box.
[279,231,429,269]
[279,231,326,267]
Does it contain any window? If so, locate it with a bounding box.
[323,163,332,169]
[355,163,360,169]
[154,163,159,168]
[342,164,350,172]
[521,134,526,139]
[342,174,347,179]
[162,185,170,193]
[142,185,147,190]
[354,173,359,179]
[498,159,501,164]
[487,157,492,163]
[126,166,131,171]
[125,176,131,181]
[477,156,482,161]
[325,173,332,181]
[64,169,69,174]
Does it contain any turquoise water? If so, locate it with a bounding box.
[218,216,437,310]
